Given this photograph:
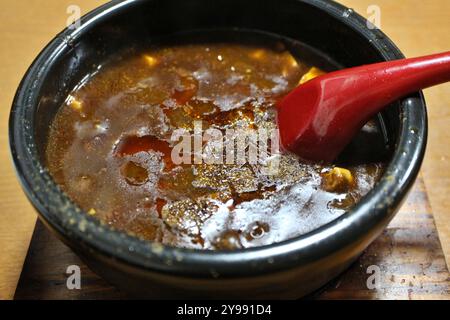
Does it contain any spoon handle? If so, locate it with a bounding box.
[315,51,450,130]
[352,51,450,106]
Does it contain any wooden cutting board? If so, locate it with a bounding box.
[14,176,450,299]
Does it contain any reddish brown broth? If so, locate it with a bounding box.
[45,42,384,250]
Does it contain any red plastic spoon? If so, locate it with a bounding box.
[277,51,450,162]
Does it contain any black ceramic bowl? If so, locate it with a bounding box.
[9,0,426,299]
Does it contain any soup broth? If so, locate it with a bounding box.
[46,36,386,250]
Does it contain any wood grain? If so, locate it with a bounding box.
[317,177,450,299]
[1,0,449,299]
[14,177,450,299]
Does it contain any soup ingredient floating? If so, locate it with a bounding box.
[277,51,450,162]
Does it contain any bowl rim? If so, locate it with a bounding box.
[9,0,427,278]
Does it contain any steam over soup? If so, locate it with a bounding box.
[46,37,386,250]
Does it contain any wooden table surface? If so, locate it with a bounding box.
[0,0,449,300]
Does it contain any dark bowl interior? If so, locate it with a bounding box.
[10,0,427,298]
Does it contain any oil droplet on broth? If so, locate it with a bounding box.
[121,161,149,186]
[213,230,243,250]
[246,221,270,240]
